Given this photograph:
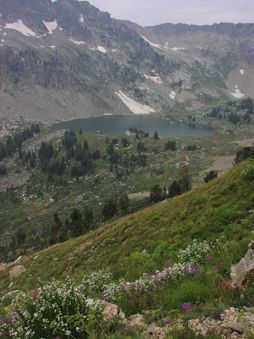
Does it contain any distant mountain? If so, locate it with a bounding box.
[0,0,253,123]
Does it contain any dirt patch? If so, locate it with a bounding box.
[128,192,150,199]
[233,138,254,147]
[201,156,234,175]
[0,170,32,192]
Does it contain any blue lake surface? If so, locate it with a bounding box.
[51,115,214,138]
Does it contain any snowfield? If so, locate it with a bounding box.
[169,91,176,99]
[69,39,86,45]
[43,20,58,34]
[144,74,162,84]
[231,85,245,99]
[5,20,36,36]
[140,36,185,52]
[97,46,106,53]
[115,91,155,114]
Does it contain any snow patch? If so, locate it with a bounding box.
[69,39,86,45]
[59,27,63,31]
[170,47,185,51]
[112,49,116,52]
[104,113,113,116]
[5,20,36,36]
[0,13,2,17]
[196,46,203,49]
[144,74,162,84]
[115,90,155,114]
[89,47,96,51]
[3,32,6,36]
[169,91,176,99]
[140,35,167,51]
[140,35,185,53]
[98,46,106,53]
[43,20,57,34]
[240,69,245,75]
[231,85,244,99]
[1,39,4,43]
[50,45,56,49]
[79,14,84,23]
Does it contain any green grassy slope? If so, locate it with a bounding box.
[1,159,254,291]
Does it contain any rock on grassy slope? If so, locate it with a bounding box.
[1,158,254,291]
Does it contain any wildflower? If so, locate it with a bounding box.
[206,255,211,261]
[220,296,225,301]
[163,319,172,327]
[164,262,170,268]
[182,303,191,312]
[121,286,127,292]
[211,266,216,271]
[184,265,189,273]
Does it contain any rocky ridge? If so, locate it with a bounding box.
[0,0,253,124]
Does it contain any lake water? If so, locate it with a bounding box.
[51,115,213,138]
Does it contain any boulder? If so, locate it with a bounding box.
[9,265,26,278]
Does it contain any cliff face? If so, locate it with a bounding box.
[0,0,253,123]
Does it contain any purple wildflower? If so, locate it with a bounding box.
[163,319,172,327]
[164,262,170,268]
[206,255,211,261]
[109,308,114,316]
[191,263,197,269]
[92,290,97,297]
[182,303,191,312]
[184,265,189,273]
[211,266,216,271]
[121,286,127,292]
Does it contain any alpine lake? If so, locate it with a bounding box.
[51,115,214,138]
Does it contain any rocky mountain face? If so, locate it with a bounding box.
[0,0,253,123]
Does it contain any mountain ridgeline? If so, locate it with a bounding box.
[0,0,253,123]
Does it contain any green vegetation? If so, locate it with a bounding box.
[1,159,254,337]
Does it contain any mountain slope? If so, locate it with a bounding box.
[1,158,254,291]
[0,0,253,123]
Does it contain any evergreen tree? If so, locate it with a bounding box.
[119,194,129,214]
[153,131,159,140]
[49,213,63,245]
[150,184,162,203]
[102,197,118,220]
